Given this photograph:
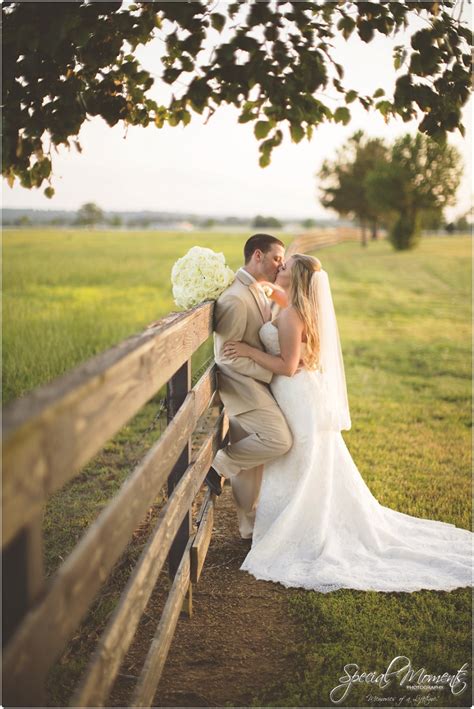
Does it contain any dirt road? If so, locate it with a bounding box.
[110,482,304,707]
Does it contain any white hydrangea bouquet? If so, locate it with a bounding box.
[171,246,235,309]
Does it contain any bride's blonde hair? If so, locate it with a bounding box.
[289,253,322,370]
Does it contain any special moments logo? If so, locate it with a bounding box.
[329,655,470,705]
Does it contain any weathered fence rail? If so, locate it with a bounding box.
[2,227,361,707]
[286,225,373,256]
[2,300,228,707]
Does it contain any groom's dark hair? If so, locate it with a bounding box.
[244,233,285,263]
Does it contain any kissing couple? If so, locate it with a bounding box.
[204,234,473,593]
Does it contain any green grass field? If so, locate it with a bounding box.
[3,229,472,707]
[3,229,471,530]
[251,234,473,708]
[3,228,288,404]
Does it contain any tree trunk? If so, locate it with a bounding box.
[361,220,368,247]
[371,221,378,240]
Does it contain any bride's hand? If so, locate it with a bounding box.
[223,340,252,359]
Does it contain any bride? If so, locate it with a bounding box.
[223,253,473,593]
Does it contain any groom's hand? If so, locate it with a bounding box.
[223,340,251,359]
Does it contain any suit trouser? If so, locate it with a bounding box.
[212,405,293,539]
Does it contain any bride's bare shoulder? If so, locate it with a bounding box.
[276,305,304,330]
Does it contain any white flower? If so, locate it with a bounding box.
[171,246,235,309]
[261,285,273,298]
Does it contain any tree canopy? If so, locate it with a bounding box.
[2,1,472,197]
[318,129,462,249]
[318,130,390,244]
[365,132,462,248]
[75,201,104,225]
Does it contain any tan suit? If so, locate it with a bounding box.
[212,268,293,538]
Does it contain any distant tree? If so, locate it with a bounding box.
[253,215,282,229]
[75,202,104,227]
[108,214,123,227]
[16,215,31,227]
[301,218,317,229]
[203,218,216,229]
[129,216,151,228]
[454,212,471,232]
[224,217,241,226]
[318,130,390,246]
[365,133,462,250]
[2,2,471,197]
[419,206,444,230]
[445,212,471,234]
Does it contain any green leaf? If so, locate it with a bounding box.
[44,186,55,198]
[210,13,226,32]
[289,123,305,143]
[259,138,273,168]
[40,158,52,178]
[228,2,240,18]
[264,25,278,41]
[334,106,350,125]
[238,114,253,124]
[337,16,355,40]
[375,100,392,118]
[163,67,181,84]
[411,28,432,52]
[273,129,283,147]
[409,52,424,75]
[254,121,271,139]
[373,88,385,98]
[181,56,194,72]
[235,35,259,53]
[358,21,374,43]
[345,90,358,104]
[181,109,191,126]
[394,48,407,70]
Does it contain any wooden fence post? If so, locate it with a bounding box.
[2,511,46,704]
[166,359,193,614]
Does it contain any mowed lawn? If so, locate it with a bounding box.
[3,228,288,404]
[253,234,473,709]
[3,229,472,707]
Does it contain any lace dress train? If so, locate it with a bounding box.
[239,321,473,593]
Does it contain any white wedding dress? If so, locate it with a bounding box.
[239,320,473,593]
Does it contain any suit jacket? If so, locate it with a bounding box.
[213,269,276,416]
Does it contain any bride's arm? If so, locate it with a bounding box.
[223,307,303,377]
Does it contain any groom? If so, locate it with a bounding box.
[205,234,293,539]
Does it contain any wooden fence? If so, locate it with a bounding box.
[286,225,376,256]
[2,301,229,707]
[1,227,361,707]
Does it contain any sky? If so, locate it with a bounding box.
[2,2,472,221]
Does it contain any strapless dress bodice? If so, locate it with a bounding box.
[259,320,308,358]
[259,320,281,355]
